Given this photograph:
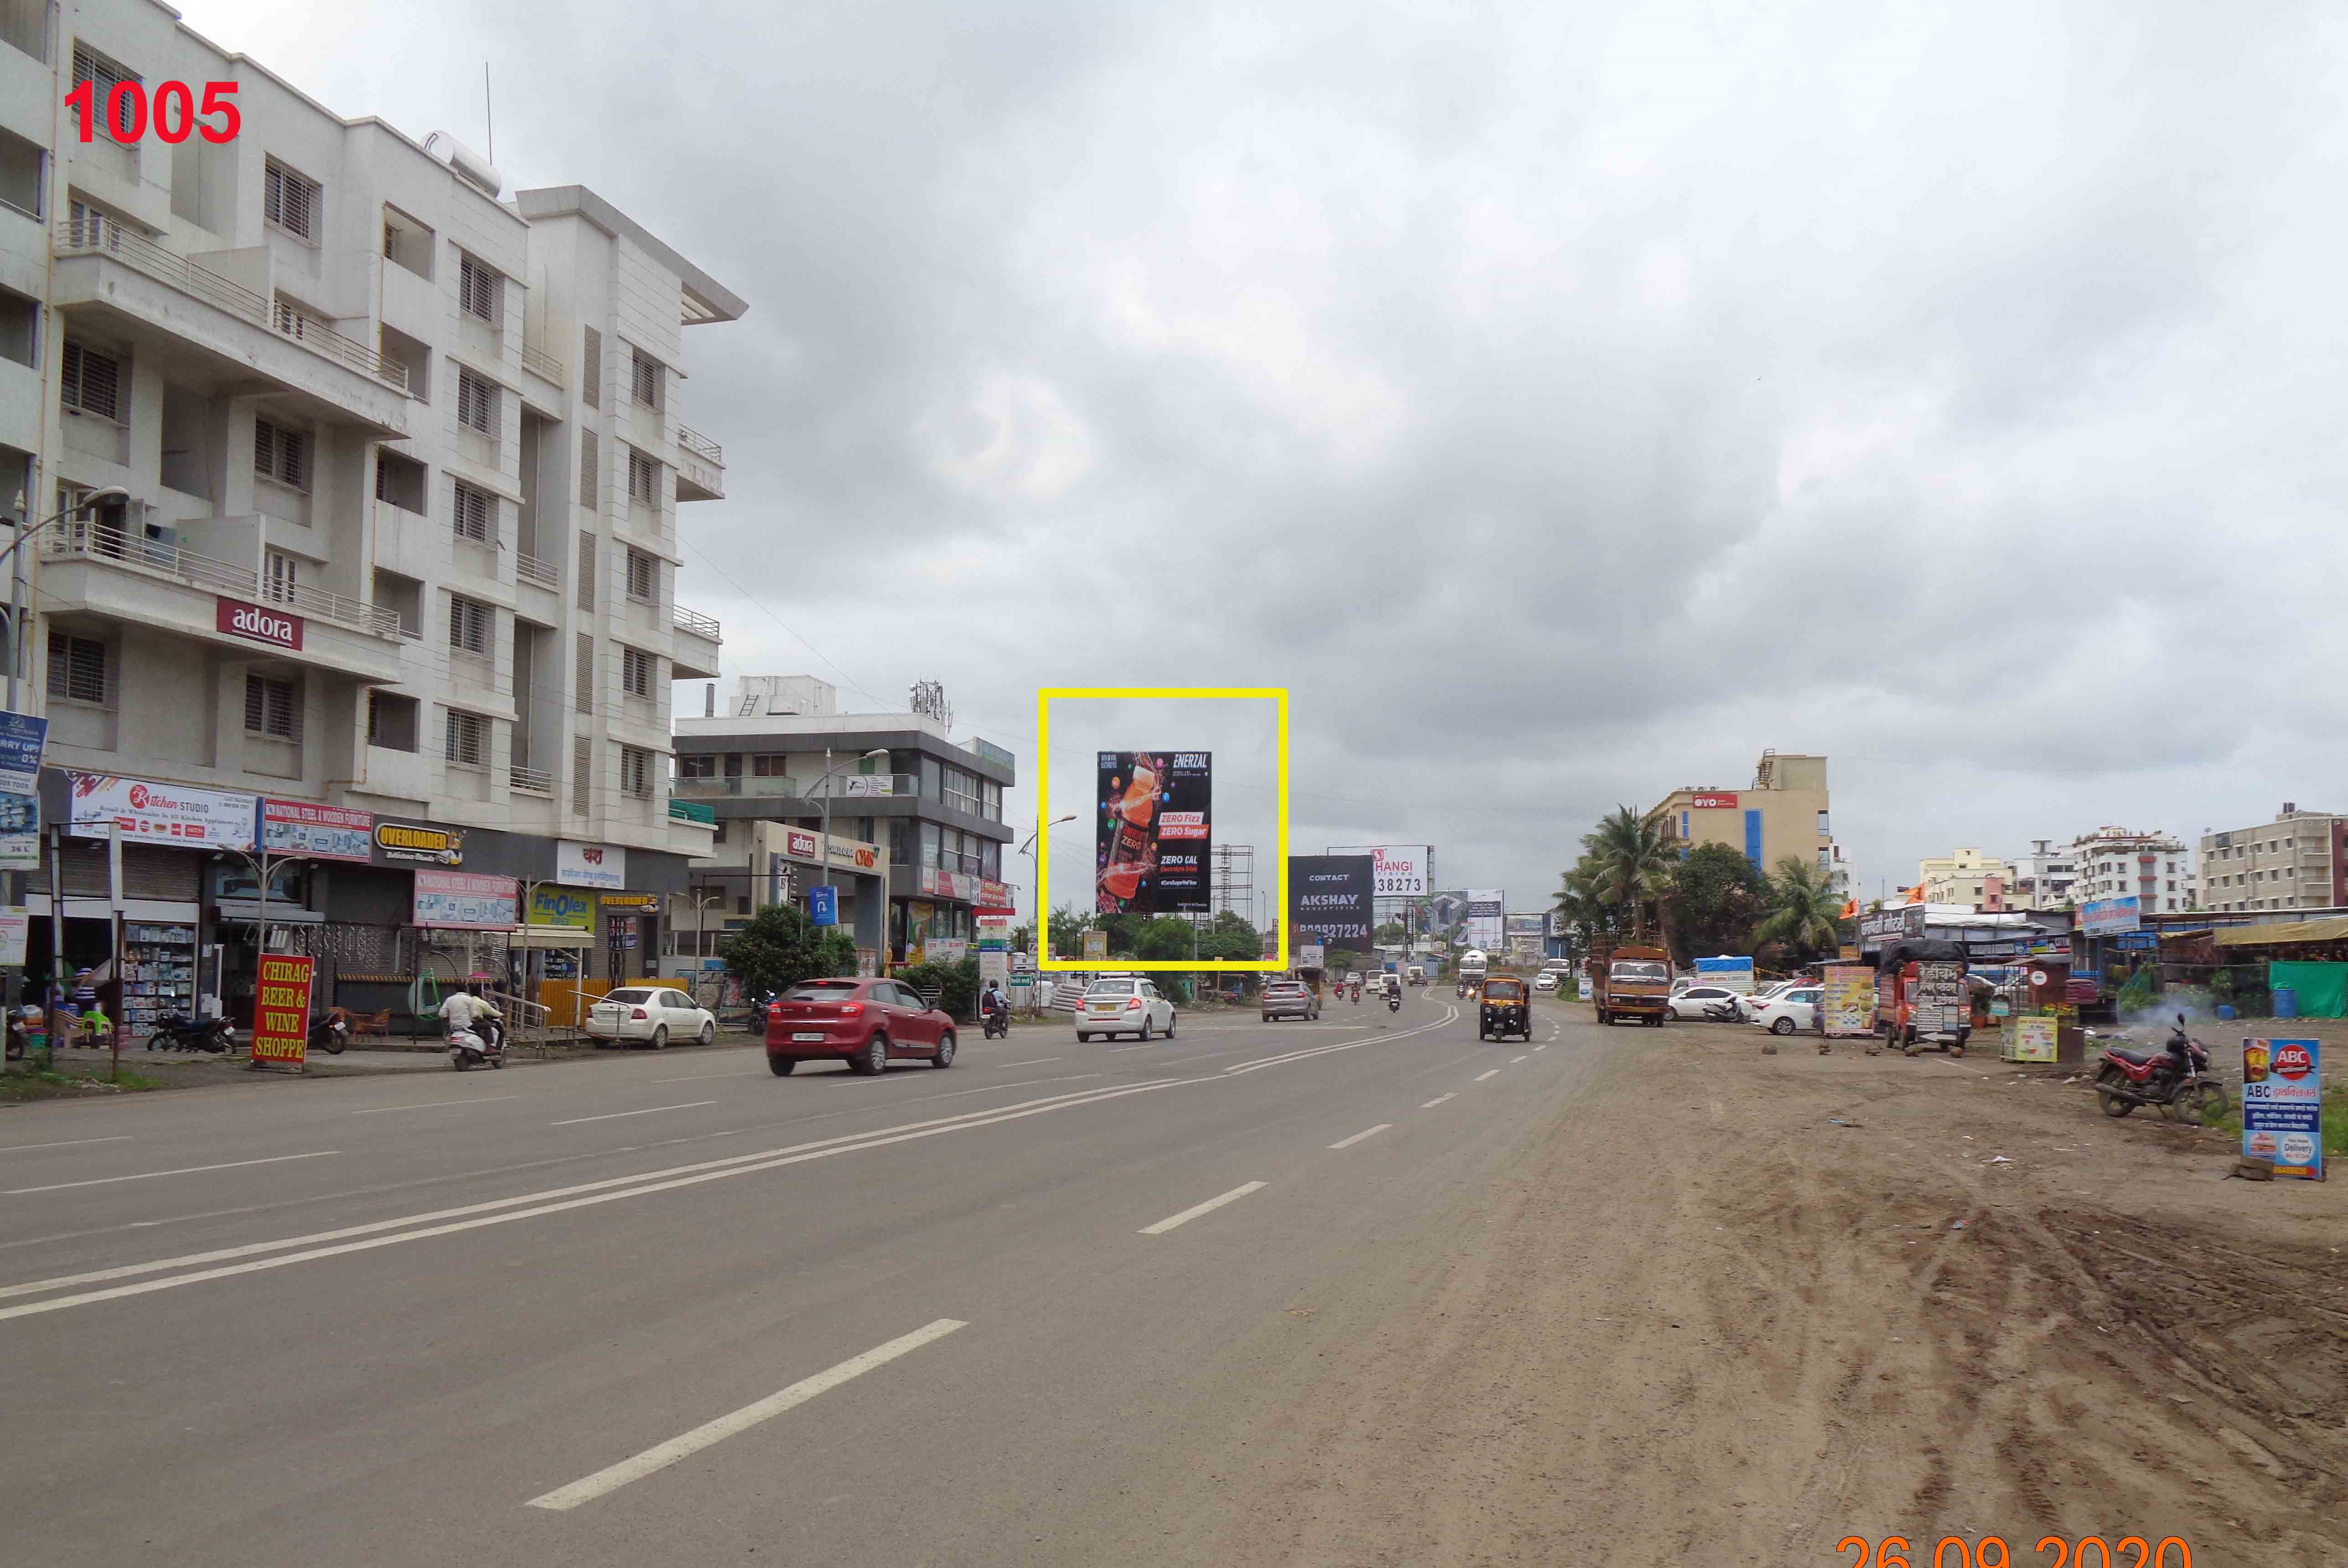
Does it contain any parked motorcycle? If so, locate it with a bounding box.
[448,1023,504,1071]
[146,1011,237,1054]
[2096,1013,2226,1123]
[308,1009,350,1056]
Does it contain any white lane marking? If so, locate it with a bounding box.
[0,1135,134,1153]
[1106,1041,1161,1052]
[1421,1094,1455,1109]
[647,1075,1108,1142]
[1534,1044,1548,1052]
[648,1072,749,1084]
[4,1150,339,1195]
[1139,1181,1267,1236]
[549,1101,717,1127]
[0,1080,1188,1320]
[1474,1069,1500,1082]
[1222,1007,1459,1076]
[1511,1054,1528,1063]
[987,1057,1061,1068]
[352,1097,520,1115]
[1327,1124,1392,1150]
[526,1319,968,1511]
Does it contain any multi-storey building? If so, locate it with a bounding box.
[1915,847,2009,910]
[2005,839,2078,910]
[2199,805,2346,915]
[1,2,741,1026]
[2070,828,2192,915]
[1650,750,1837,884]
[673,676,1018,969]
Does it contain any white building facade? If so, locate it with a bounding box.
[2005,839,2077,911]
[2070,828,2192,915]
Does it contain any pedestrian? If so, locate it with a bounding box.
[70,967,98,1014]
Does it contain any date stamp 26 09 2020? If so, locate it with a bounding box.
[1838,1537,2196,1568]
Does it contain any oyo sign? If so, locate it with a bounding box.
[1690,793,1739,809]
[217,597,304,651]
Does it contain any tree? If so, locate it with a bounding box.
[1755,856,1845,969]
[1664,843,1769,967]
[1581,806,1677,942]
[1373,921,1407,946]
[1552,853,1622,951]
[896,956,980,1020]
[1198,910,1263,962]
[718,903,856,998]
[1049,906,1091,959]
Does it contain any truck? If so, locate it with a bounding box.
[1457,948,1488,989]
[1595,943,1672,1027]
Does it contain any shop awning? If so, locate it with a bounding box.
[2214,915,2348,947]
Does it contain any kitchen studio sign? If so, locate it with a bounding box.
[374,821,463,864]
[216,597,304,651]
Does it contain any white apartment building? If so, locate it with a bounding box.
[0,0,742,1027]
[2199,804,2346,915]
[1915,847,2009,910]
[2070,828,2192,914]
[2005,839,2077,910]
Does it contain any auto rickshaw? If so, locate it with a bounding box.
[1478,976,1530,1041]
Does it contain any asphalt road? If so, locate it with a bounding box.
[0,987,1596,1566]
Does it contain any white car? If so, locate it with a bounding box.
[1750,985,1823,1036]
[1076,977,1178,1041]
[586,986,718,1048]
[1533,971,1559,992]
[1666,983,1746,1020]
[1737,979,1802,1021]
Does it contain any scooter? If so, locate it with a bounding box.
[448,1022,504,1071]
[2095,1013,2224,1122]
[308,1010,350,1056]
[1387,991,1401,1014]
[147,1011,237,1054]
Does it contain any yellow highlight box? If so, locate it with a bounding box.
[1035,687,1287,972]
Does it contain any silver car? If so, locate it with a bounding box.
[1261,980,1320,1021]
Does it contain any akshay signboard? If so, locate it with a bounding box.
[1096,750,1211,914]
[2242,1038,2324,1180]
[1327,845,1429,899]
[1289,856,1375,953]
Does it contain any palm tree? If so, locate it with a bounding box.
[1551,855,1616,946]
[1580,806,1677,941]
[1756,855,1844,966]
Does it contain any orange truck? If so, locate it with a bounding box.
[1596,943,1672,1027]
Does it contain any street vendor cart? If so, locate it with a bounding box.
[1874,938,1974,1056]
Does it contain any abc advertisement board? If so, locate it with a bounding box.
[2242,1038,2324,1180]
[1096,751,1211,914]
[1327,844,1429,898]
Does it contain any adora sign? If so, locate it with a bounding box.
[216,597,304,651]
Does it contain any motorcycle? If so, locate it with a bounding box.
[981,999,1009,1039]
[1387,990,1402,1014]
[308,1010,351,1056]
[448,1022,504,1071]
[2096,1013,2226,1122]
[146,1011,237,1054]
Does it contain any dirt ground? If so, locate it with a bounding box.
[1165,1002,2346,1567]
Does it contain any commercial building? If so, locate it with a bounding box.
[2070,828,2193,915]
[1650,750,1836,884]
[1,2,744,1026]
[1915,848,2009,910]
[2005,839,2078,910]
[2199,805,2346,915]
[672,676,1016,969]
[665,817,890,982]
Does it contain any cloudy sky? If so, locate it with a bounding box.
[189,0,2348,914]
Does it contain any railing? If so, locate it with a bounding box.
[56,217,411,396]
[673,771,917,802]
[520,340,566,386]
[668,798,716,825]
[671,603,721,641]
[45,518,405,639]
[515,554,560,589]
[675,423,723,464]
[510,764,554,795]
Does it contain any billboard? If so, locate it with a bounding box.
[1464,889,1504,952]
[2242,1038,2324,1180]
[69,772,257,850]
[249,954,314,1069]
[1418,891,1470,945]
[1503,913,1549,939]
[2079,896,2142,936]
[1289,856,1375,955]
[1327,844,1430,898]
[1096,751,1211,914]
[262,799,374,862]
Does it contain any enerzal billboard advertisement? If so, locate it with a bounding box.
[1096,751,1211,913]
[1464,889,1505,952]
[1289,855,1375,955]
[1327,844,1430,898]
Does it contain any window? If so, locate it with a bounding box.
[60,340,121,420]
[72,46,139,140]
[629,348,662,409]
[367,690,418,751]
[253,417,307,488]
[619,745,653,798]
[627,448,659,506]
[444,709,488,767]
[621,646,654,699]
[449,594,492,657]
[46,634,106,704]
[752,754,790,777]
[375,451,426,512]
[625,548,655,602]
[0,284,34,369]
[942,766,980,816]
[243,674,299,740]
[457,369,498,437]
[0,124,42,219]
[574,632,594,714]
[581,327,602,408]
[263,158,319,240]
[457,253,499,324]
[451,479,496,545]
[921,821,942,868]
[265,551,299,605]
[983,779,1002,822]
[679,754,716,780]
[575,532,597,612]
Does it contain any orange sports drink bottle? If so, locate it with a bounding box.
[1101,758,1159,903]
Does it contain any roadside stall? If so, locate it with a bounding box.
[1872,938,1972,1056]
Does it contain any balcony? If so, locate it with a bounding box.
[669,798,716,826]
[520,339,566,388]
[671,601,721,680]
[52,218,411,438]
[510,764,554,796]
[515,553,560,591]
[674,422,724,502]
[673,771,918,802]
[42,519,406,683]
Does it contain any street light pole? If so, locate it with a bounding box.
[810,746,888,959]
[1020,813,1076,1013]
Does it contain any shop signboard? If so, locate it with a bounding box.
[2078,896,2142,936]
[0,711,46,797]
[598,893,661,914]
[1289,856,1375,953]
[975,879,1015,912]
[68,773,257,849]
[1082,929,1108,961]
[1915,961,1967,1035]
[0,905,26,967]
[931,937,968,965]
[808,885,838,926]
[1690,792,1740,810]
[248,954,314,1069]
[375,821,463,864]
[526,886,596,931]
[556,840,628,890]
[2242,1038,2325,1180]
[1327,844,1430,899]
[829,838,880,871]
[784,828,820,863]
[1859,905,1926,946]
[2005,1015,2059,1063]
[2111,931,2159,951]
[977,914,1011,985]
[842,774,894,797]
[1298,942,1325,971]
[1820,966,1874,1036]
[261,800,373,862]
[216,596,304,651]
[1096,751,1212,914]
[1463,890,1505,953]
[0,787,36,870]
[413,870,518,930]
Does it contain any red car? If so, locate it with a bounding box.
[764,978,958,1077]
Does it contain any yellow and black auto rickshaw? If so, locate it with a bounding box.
[1478,976,1530,1041]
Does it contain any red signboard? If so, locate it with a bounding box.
[1690,793,1739,810]
[784,828,820,862]
[250,954,314,1068]
[217,597,304,650]
[976,879,1015,912]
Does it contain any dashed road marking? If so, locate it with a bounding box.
[1327,1124,1392,1150]
[1473,1069,1500,1083]
[3,1150,340,1195]
[1139,1181,1267,1235]
[549,1101,717,1127]
[1420,1094,1454,1109]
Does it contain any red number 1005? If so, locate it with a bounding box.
[65,79,240,144]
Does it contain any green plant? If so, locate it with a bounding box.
[1755,855,1844,967]
[1579,807,1677,941]
[895,957,980,1021]
[717,903,856,998]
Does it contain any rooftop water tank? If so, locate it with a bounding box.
[423,132,501,198]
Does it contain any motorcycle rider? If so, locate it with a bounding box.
[979,979,1008,1031]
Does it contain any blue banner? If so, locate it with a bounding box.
[2243,1038,2324,1181]
[808,884,839,926]
[0,711,45,797]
